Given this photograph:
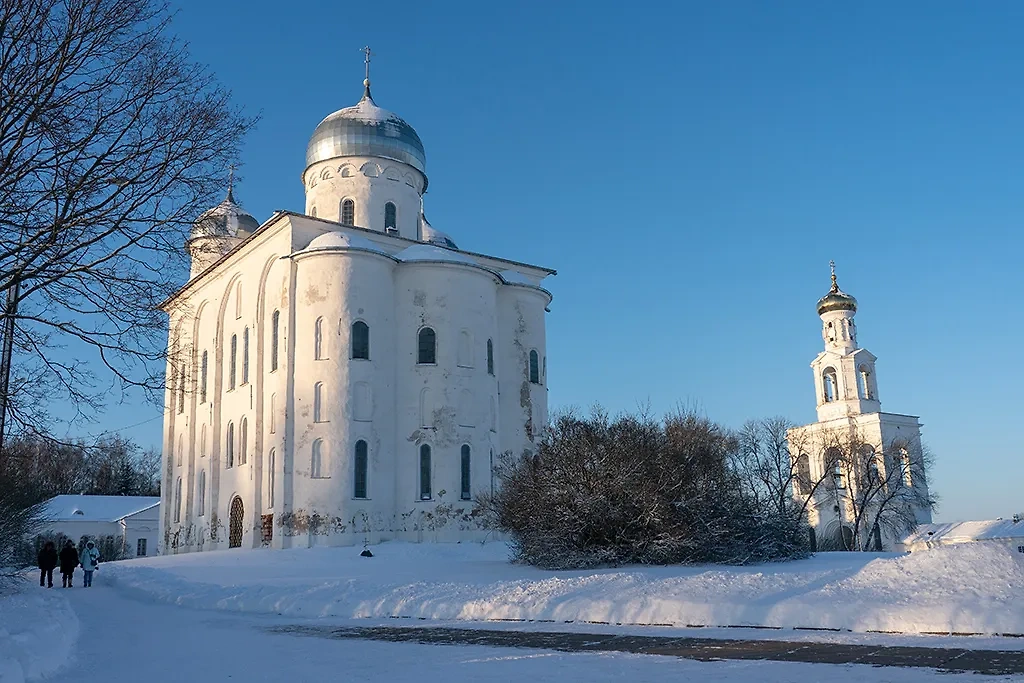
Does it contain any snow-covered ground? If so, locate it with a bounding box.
[0,588,78,683]
[100,540,1024,637]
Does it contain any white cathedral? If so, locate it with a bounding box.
[158,63,553,552]
[787,265,933,551]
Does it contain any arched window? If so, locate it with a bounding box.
[229,334,237,389]
[197,470,206,516]
[242,327,250,384]
[341,199,355,225]
[173,477,182,523]
[529,350,540,384]
[310,206,317,218]
[822,367,838,402]
[235,282,242,319]
[270,393,276,434]
[176,434,183,467]
[419,444,432,500]
[314,317,324,360]
[226,422,235,468]
[418,327,436,364]
[267,449,276,509]
[240,418,248,465]
[200,350,208,403]
[486,339,494,375]
[311,439,325,478]
[314,382,324,423]
[384,202,397,231]
[352,321,369,359]
[901,448,913,487]
[460,444,471,500]
[795,453,811,494]
[271,310,280,372]
[354,440,368,499]
[177,364,185,414]
[857,365,872,400]
[200,424,207,458]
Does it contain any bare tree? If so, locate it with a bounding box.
[0,0,254,440]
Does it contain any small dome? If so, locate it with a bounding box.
[189,188,259,243]
[396,243,479,266]
[305,230,383,253]
[420,215,458,249]
[817,265,858,315]
[306,88,426,177]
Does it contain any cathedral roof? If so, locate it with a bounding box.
[305,87,426,179]
[189,187,259,243]
[816,262,858,315]
[304,230,386,254]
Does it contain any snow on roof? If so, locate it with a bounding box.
[499,269,542,286]
[396,243,480,266]
[903,518,1024,545]
[304,230,386,254]
[42,495,160,523]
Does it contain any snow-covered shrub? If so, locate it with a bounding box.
[477,409,810,569]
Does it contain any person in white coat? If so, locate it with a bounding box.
[80,540,100,588]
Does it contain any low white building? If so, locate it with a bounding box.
[40,495,161,558]
[900,518,1024,554]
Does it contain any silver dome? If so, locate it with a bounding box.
[305,87,426,176]
[189,188,260,243]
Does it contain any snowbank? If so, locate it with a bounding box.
[0,587,79,682]
[101,541,1024,637]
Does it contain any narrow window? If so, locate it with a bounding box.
[352,321,369,359]
[136,538,147,557]
[314,382,324,423]
[460,445,471,500]
[267,449,276,509]
[271,310,280,372]
[270,393,276,434]
[176,434,183,467]
[314,317,324,360]
[242,327,250,384]
[226,422,235,468]
[198,470,206,516]
[229,334,237,389]
[200,424,207,458]
[177,365,186,414]
[833,463,845,489]
[200,351,208,403]
[858,366,872,400]
[418,327,436,364]
[174,477,182,523]
[240,418,248,465]
[235,282,242,319]
[354,440,368,499]
[384,202,397,231]
[341,199,355,225]
[901,448,913,487]
[311,439,324,478]
[822,367,838,403]
[529,350,540,384]
[796,453,811,493]
[419,444,431,500]
[486,339,494,375]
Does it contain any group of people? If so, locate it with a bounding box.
[36,540,101,588]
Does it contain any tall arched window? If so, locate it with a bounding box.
[313,382,324,423]
[529,350,540,384]
[235,282,242,319]
[901,448,913,487]
[269,393,276,434]
[198,470,206,516]
[384,202,397,231]
[341,199,355,225]
[352,321,369,359]
[267,449,276,509]
[354,440,368,499]
[226,422,235,468]
[795,453,811,493]
[857,365,872,400]
[229,334,238,389]
[200,350,208,403]
[418,327,436,364]
[200,424,207,458]
[240,418,248,465]
[486,339,494,375]
[177,364,186,414]
[314,317,324,360]
[311,439,325,478]
[174,477,182,523]
[460,444,471,500]
[419,444,431,500]
[242,327,250,384]
[271,310,280,372]
[822,367,838,402]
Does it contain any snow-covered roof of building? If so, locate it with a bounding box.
[303,230,386,254]
[902,518,1024,545]
[396,243,480,266]
[41,495,160,523]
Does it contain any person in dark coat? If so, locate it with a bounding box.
[37,541,58,588]
[58,540,79,588]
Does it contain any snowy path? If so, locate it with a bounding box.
[44,582,1023,682]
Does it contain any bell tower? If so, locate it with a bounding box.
[810,262,880,421]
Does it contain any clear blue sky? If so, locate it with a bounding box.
[97,0,1023,522]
